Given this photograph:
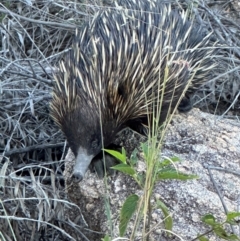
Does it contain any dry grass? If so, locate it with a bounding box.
[0,0,239,240]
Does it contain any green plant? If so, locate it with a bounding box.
[105,145,198,239]
[195,213,240,241]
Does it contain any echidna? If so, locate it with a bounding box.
[50,0,218,182]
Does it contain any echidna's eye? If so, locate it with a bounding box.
[118,85,124,96]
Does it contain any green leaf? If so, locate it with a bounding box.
[168,156,181,163]
[157,168,198,180]
[123,147,127,159]
[111,163,136,176]
[119,194,139,236]
[156,200,173,231]
[198,235,209,241]
[136,173,145,186]
[201,214,216,226]
[158,156,181,168]
[129,149,138,166]
[219,234,240,241]
[213,225,239,240]
[226,212,240,224]
[104,149,126,163]
[141,142,149,159]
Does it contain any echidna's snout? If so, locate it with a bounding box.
[72,150,94,182]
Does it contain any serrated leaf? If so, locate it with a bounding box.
[157,168,198,180]
[111,164,136,176]
[119,194,139,236]
[156,200,173,231]
[201,214,216,226]
[104,149,126,163]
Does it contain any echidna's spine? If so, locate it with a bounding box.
[50,0,218,182]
